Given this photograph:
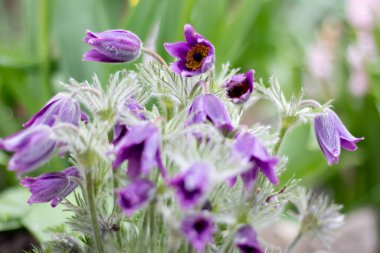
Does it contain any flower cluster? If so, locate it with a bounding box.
[0,24,362,253]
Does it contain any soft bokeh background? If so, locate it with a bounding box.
[0,0,379,251]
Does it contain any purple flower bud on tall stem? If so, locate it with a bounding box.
[23,93,81,128]
[117,179,155,216]
[314,108,364,165]
[235,225,263,253]
[20,166,80,207]
[181,213,215,252]
[83,29,142,63]
[187,94,234,134]
[0,125,56,176]
[225,70,255,104]
[233,132,279,189]
[112,123,166,179]
[164,24,215,77]
[168,162,210,209]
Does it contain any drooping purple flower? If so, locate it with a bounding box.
[233,132,279,189]
[23,93,81,128]
[83,29,142,63]
[181,213,215,252]
[235,225,263,253]
[112,123,166,179]
[168,162,210,209]
[186,94,234,134]
[20,166,80,207]
[113,97,146,145]
[225,70,255,104]
[314,108,364,165]
[0,125,56,175]
[164,24,215,77]
[117,179,155,216]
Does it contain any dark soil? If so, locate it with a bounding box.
[0,228,38,253]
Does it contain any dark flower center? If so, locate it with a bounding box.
[193,219,208,234]
[227,81,250,99]
[179,180,201,201]
[186,44,210,71]
[238,245,260,253]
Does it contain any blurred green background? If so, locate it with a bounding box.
[0,0,379,244]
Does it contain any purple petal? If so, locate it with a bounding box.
[164,42,190,59]
[83,49,123,63]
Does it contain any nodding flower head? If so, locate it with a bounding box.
[117,179,156,216]
[235,225,263,253]
[181,213,215,252]
[164,24,215,77]
[23,93,81,128]
[112,123,166,179]
[83,29,142,63]
[20,166,80,207]
[233,132,279,190]
[314,108,364,165]
[186,94,234,135]
[0,125,56,176]
[225,70,255,104]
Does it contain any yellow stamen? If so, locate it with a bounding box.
[185,44,210,71]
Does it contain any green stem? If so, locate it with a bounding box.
[273,123,289,155]
[86,170,104,253]
[141,47,169,67]
[286,232,302,253]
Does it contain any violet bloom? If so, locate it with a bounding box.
[168,162,209,209]
[233,132,279,189]
[0,125,56,175]
[187,94,233,134]
[181,213,215,252]
[23,93,81,128]
[113,97,146,145]
[112,123,166,179]
[164,24,215,77]
[235,225,263,253]
[225,70,255,104]
[314,108,364,165]
[83,29,142,63]
[20,167,80,207]
[117,179,155,216]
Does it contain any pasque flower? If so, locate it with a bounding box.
[235,225,263,253]
[113,97,146,145]
[83,29,142,63]
[117,179,155,216]
[233,132,279,189]
[0,125,56,175]
[168,162,210,209]
[225,70,255,104]
[314,108,364,165]
[23,93,81,128]
[112,123,166,179]
[181,213,215,252]
[20,167,80,207]
[164,24,215,77]
[186,94,234,134]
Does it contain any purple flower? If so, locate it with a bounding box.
[0,125,56,175]
[23,93,81,128]
[164,24,215,77]
[186,94,234,134]
[117,179,155,216]
[112,123,166,179]
[83,29,142,63]
[233,132,279,189]
[20,167,80,207]
[235,225,263,253]
[314,108,364,165]
[181,213,215,252]
[168,162,210,209]
[113,98,146,145]
[225,70,255,104]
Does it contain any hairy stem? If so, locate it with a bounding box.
[85,170,104,253]
[141,47,169,67]
[273,123,289,155]
[286,232,302,253]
